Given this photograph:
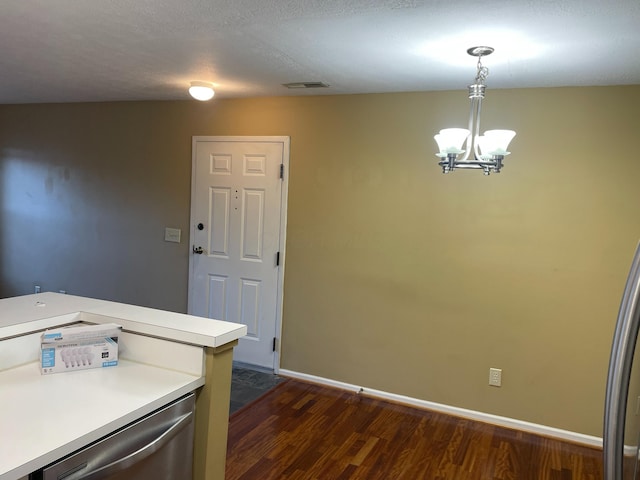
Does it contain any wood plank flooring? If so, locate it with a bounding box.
[226,379,603,480]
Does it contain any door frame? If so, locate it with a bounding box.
[188,135,290,372]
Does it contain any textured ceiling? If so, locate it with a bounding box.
[0,0,639,104]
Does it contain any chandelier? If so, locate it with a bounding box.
[434,46,516,175]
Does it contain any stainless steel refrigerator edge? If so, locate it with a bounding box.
[604,243,640,480]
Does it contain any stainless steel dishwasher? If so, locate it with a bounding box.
[33,393,195,480]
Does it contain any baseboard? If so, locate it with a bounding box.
[278,369,604,449]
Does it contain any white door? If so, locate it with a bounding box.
[188,136,288,369]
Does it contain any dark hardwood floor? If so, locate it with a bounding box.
[226,379,603,480]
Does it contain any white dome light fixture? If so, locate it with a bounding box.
[434,47,516,175]
[189,81,215,101]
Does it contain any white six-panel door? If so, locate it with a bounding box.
[188,136,288,369]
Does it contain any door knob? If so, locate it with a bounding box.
[193,246,204,254]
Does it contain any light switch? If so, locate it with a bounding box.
[164,227,181,243]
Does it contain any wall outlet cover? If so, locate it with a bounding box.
[489,367,502,387]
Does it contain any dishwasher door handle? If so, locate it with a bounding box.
[66,411,193,480]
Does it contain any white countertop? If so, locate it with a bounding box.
[0,292,247,480]
[0,292,247,347]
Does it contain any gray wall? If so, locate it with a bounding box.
[0,102,196,310]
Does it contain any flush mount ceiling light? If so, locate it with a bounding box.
[188,81,215,101]
[434,47,516,175]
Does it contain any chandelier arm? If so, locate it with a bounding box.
[446,160,496,176]
[458,97,476,162]
[473,97,483,160]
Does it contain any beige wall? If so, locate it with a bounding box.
[1,86,640,437]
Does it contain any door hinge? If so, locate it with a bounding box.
[276,251,280,266]
[273,337,277,352]
[279,164,284,179]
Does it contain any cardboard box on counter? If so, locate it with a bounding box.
[40,323,122,375]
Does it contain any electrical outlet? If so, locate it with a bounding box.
[34,285,41,294]
[489,368,502,387]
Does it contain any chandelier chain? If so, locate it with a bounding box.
[475,56,489,85]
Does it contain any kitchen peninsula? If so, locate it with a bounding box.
[0,292,247,480]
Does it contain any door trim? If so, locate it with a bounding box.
[188,136,290,373]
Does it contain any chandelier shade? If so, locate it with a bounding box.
[434,47,516,175]
[435,128,470,157]
[477,129,516,157]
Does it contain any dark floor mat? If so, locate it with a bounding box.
[229,365,286,414]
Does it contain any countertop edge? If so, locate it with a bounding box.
[0,293,247,347]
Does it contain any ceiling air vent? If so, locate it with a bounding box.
[282,82,330,89]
